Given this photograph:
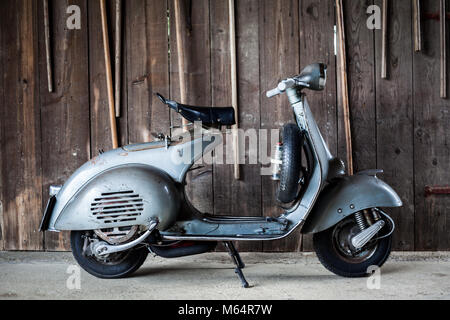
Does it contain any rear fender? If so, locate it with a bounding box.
[49,165,180,231]
[45,131,222,232]
[301,172,402,234]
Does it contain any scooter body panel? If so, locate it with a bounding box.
[301,173,403,234]
[53,164,180,231]
[47,132,222,232]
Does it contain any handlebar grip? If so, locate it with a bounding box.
[266,88,281,98]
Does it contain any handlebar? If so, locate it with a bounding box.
[266,87,282,98]
[266,78,309,98]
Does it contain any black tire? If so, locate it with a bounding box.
[277,123,304,203]
[70,230,148,279]
[313,216,392,278]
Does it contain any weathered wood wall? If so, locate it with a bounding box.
[0,0,449,252]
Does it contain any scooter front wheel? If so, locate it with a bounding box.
[70,230,148,279]
[313,215,392,278]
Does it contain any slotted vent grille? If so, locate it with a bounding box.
[90,191,143,224]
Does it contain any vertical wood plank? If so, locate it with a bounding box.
[299,0,338,251]
[414,0,450,250]
[1,0,43,250]
[260,0,301,252]
[89,0,128,154]
[38,0,90,251]
[89,0,113,153]
[440,0,447,98]
[210,0,232,252]
[211,0,263,252]
[169,0,212,118]
[0,0,5,251]
[117,1,129,147]
[374,0,414,250]
[235,0,264,252]
[338,0,376,172]
[169,0,213,214]
[126,0,170,144]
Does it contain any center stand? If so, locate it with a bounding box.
[223,241,249,288]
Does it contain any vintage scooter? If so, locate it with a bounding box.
[40,63,402,287]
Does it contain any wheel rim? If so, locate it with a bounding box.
[331,218,378,264]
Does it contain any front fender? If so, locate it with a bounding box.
[301,172,402,234]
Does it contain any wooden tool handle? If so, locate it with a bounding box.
[381,0,388,79]
[440,0,447,99]
[229,0,240,180]
[100,0,119,149]
[174,0,188,130]
[413,0,422,52]
[43,0,53,92]
[336,0,353,175]
[114,0,122,118]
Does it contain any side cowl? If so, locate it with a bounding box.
[49,164,180,231]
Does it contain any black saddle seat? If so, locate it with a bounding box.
[156,93,236,127]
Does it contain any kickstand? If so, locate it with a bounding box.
[223,241,249,288]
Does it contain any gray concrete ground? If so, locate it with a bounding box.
[0,251,449,300]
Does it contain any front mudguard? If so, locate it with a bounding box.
[301,172,402,234]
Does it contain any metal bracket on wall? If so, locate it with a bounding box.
[423,12,450,20]
[424,186,450,197]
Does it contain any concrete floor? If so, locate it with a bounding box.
[0,251,449,300]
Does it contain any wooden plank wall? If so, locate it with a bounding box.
[0,0,449,252]
[413,0,450,250]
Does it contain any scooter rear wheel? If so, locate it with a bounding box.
[313,215,392,278]
[70,230,148,279]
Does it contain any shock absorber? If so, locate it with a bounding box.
[354,212,367,231]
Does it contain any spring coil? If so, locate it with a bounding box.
[354,212,367,231]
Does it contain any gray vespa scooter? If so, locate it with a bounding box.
[39,63,402,287]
